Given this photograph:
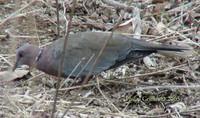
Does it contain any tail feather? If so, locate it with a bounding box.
[132,39,194,57]
[148,44,189,52]
[148,43,194,58]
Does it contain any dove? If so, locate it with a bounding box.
[13,32,190,78]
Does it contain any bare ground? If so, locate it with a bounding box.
[0,0,200,118]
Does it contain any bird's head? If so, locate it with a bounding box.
[13,43,40,71]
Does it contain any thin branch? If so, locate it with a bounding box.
[96,77,122,113]
[83,12,124,85]
[0,54,13,66]
[0,0,37,27]
[51,0,61,117]
[0,34,45,39]
[120,59,200,79]
[101,0,134,12]
[115,84,200,96]
[51,0,76,118]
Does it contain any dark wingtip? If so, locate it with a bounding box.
[156,44,192,52]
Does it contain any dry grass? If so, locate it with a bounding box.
[0,0,200,117]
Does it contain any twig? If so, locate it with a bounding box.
[28,73,45,81]
[116,84,200,96]
[83,12,124,85]
[0,54,13,66]
[101,0,134,12]
[51,0,76,118]
[60,57,84,88]
[72,21,107,30]
[61,1,136,117]
[96,77,122,113]
[0,0,37,27]
[148,27,196,41]
[167,1,199,13]
[121,63,186,79]
[166,28,200,46]
[51,0,61,117]
[0,34,45,39]
[59,83,97,91]
[121,59,199,79]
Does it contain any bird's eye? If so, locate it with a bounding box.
[19,53,23,57]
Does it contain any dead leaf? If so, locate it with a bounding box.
[115,7,141,36]
[31,111,50,118]
[168,102,186,112]
[143,56,157,69]
[114,18,134,34]
[156,22,167,34]
[0,69,29,82]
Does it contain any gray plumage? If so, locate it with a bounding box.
[13,32,189,77]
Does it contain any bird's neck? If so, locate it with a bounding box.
[35,47,48,70]
[35,46,59,76]
[35,47,44,62]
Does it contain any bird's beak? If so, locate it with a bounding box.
[12,57,20,71]
[12,61,18,71]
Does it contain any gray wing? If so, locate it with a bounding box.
[51,32,134,77]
